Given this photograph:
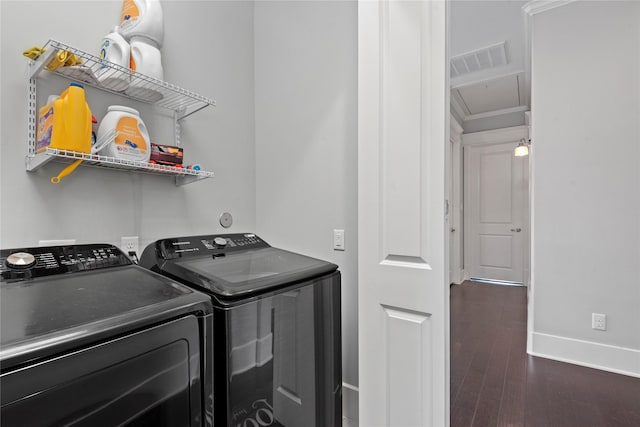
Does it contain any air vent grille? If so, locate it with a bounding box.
[451,42,508,78]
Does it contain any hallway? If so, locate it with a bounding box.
[450,281,640,427]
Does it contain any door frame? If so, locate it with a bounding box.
[461,125,530,284]
[449,116,464,284]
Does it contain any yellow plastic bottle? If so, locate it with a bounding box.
[49,83,92,154]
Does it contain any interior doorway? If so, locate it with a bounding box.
[448,0,532,287]
[462,128,529,285]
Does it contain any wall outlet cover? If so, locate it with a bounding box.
[333,229,345,251]
[120,236,140,258]
[591,313,607,331]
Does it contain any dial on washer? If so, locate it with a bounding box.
[6,252,36,269]
[213,237,228,248]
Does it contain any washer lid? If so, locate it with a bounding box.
[161,247,338,298]
[1,265,211,369]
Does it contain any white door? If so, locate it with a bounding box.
[358,1,449,426]
[464,141,527,283]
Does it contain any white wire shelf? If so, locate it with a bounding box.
[28,39,215,120]
[25,40,217,186]
[29,148,214,186]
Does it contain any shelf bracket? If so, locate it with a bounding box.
[175,174,208,186]
[173,109,184,146]
[26,152,56,171]
[27,48,57,80]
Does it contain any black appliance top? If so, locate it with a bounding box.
[139,233,338,300]
[1,244,212,370]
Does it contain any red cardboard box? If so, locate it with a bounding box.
[149,143,183,167]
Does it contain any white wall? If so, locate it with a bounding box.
[0,0,256,249]
[253,0,359,418]
[530,1,640,376]
[449,0,527,87]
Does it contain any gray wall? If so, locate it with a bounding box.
[1,1,256,249]
[254,0,359,394]
[531,1,640,374]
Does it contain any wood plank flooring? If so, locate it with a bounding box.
[450,281,640,427]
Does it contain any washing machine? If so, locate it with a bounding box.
[0,243,213,426]
[140,233,342,427]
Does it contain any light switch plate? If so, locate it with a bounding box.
[333,229,345,251]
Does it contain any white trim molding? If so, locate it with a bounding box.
[522,0,579,16]
[449,115,464,285]
[461,125,528,147]
[450,115,463,138]
[465,105,529,122]
[530,332,640,378]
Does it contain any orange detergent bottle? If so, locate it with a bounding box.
[47,83,92,153]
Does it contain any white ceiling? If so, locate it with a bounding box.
[450,1,529,127]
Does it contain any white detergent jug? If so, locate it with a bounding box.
[98,105,151,163]
[129,36,163,81]
[120,0,164,47]
[96,26,130,91]
[125,36,164,101]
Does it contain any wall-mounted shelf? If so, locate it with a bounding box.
[25,39,216,186]
[32,148,214,186]
[28,40,215,119]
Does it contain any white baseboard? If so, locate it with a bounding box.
[342,382,359,424]
[530,332,640,378]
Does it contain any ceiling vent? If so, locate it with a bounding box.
[450,42,508,78]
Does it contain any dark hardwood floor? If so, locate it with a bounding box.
[450,281,640,427]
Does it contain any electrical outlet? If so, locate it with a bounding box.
[333,229,345,251]
[592,313,607,331]
[120,236,139,260]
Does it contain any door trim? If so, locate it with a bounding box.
[462,126,530,285]
[461,125,529,147]
[449,116,464,284]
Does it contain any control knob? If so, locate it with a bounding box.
[6,252,36,269]
[214,237,228,248]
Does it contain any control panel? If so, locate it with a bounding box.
[157,233,270,259]
[1,244,132,281]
